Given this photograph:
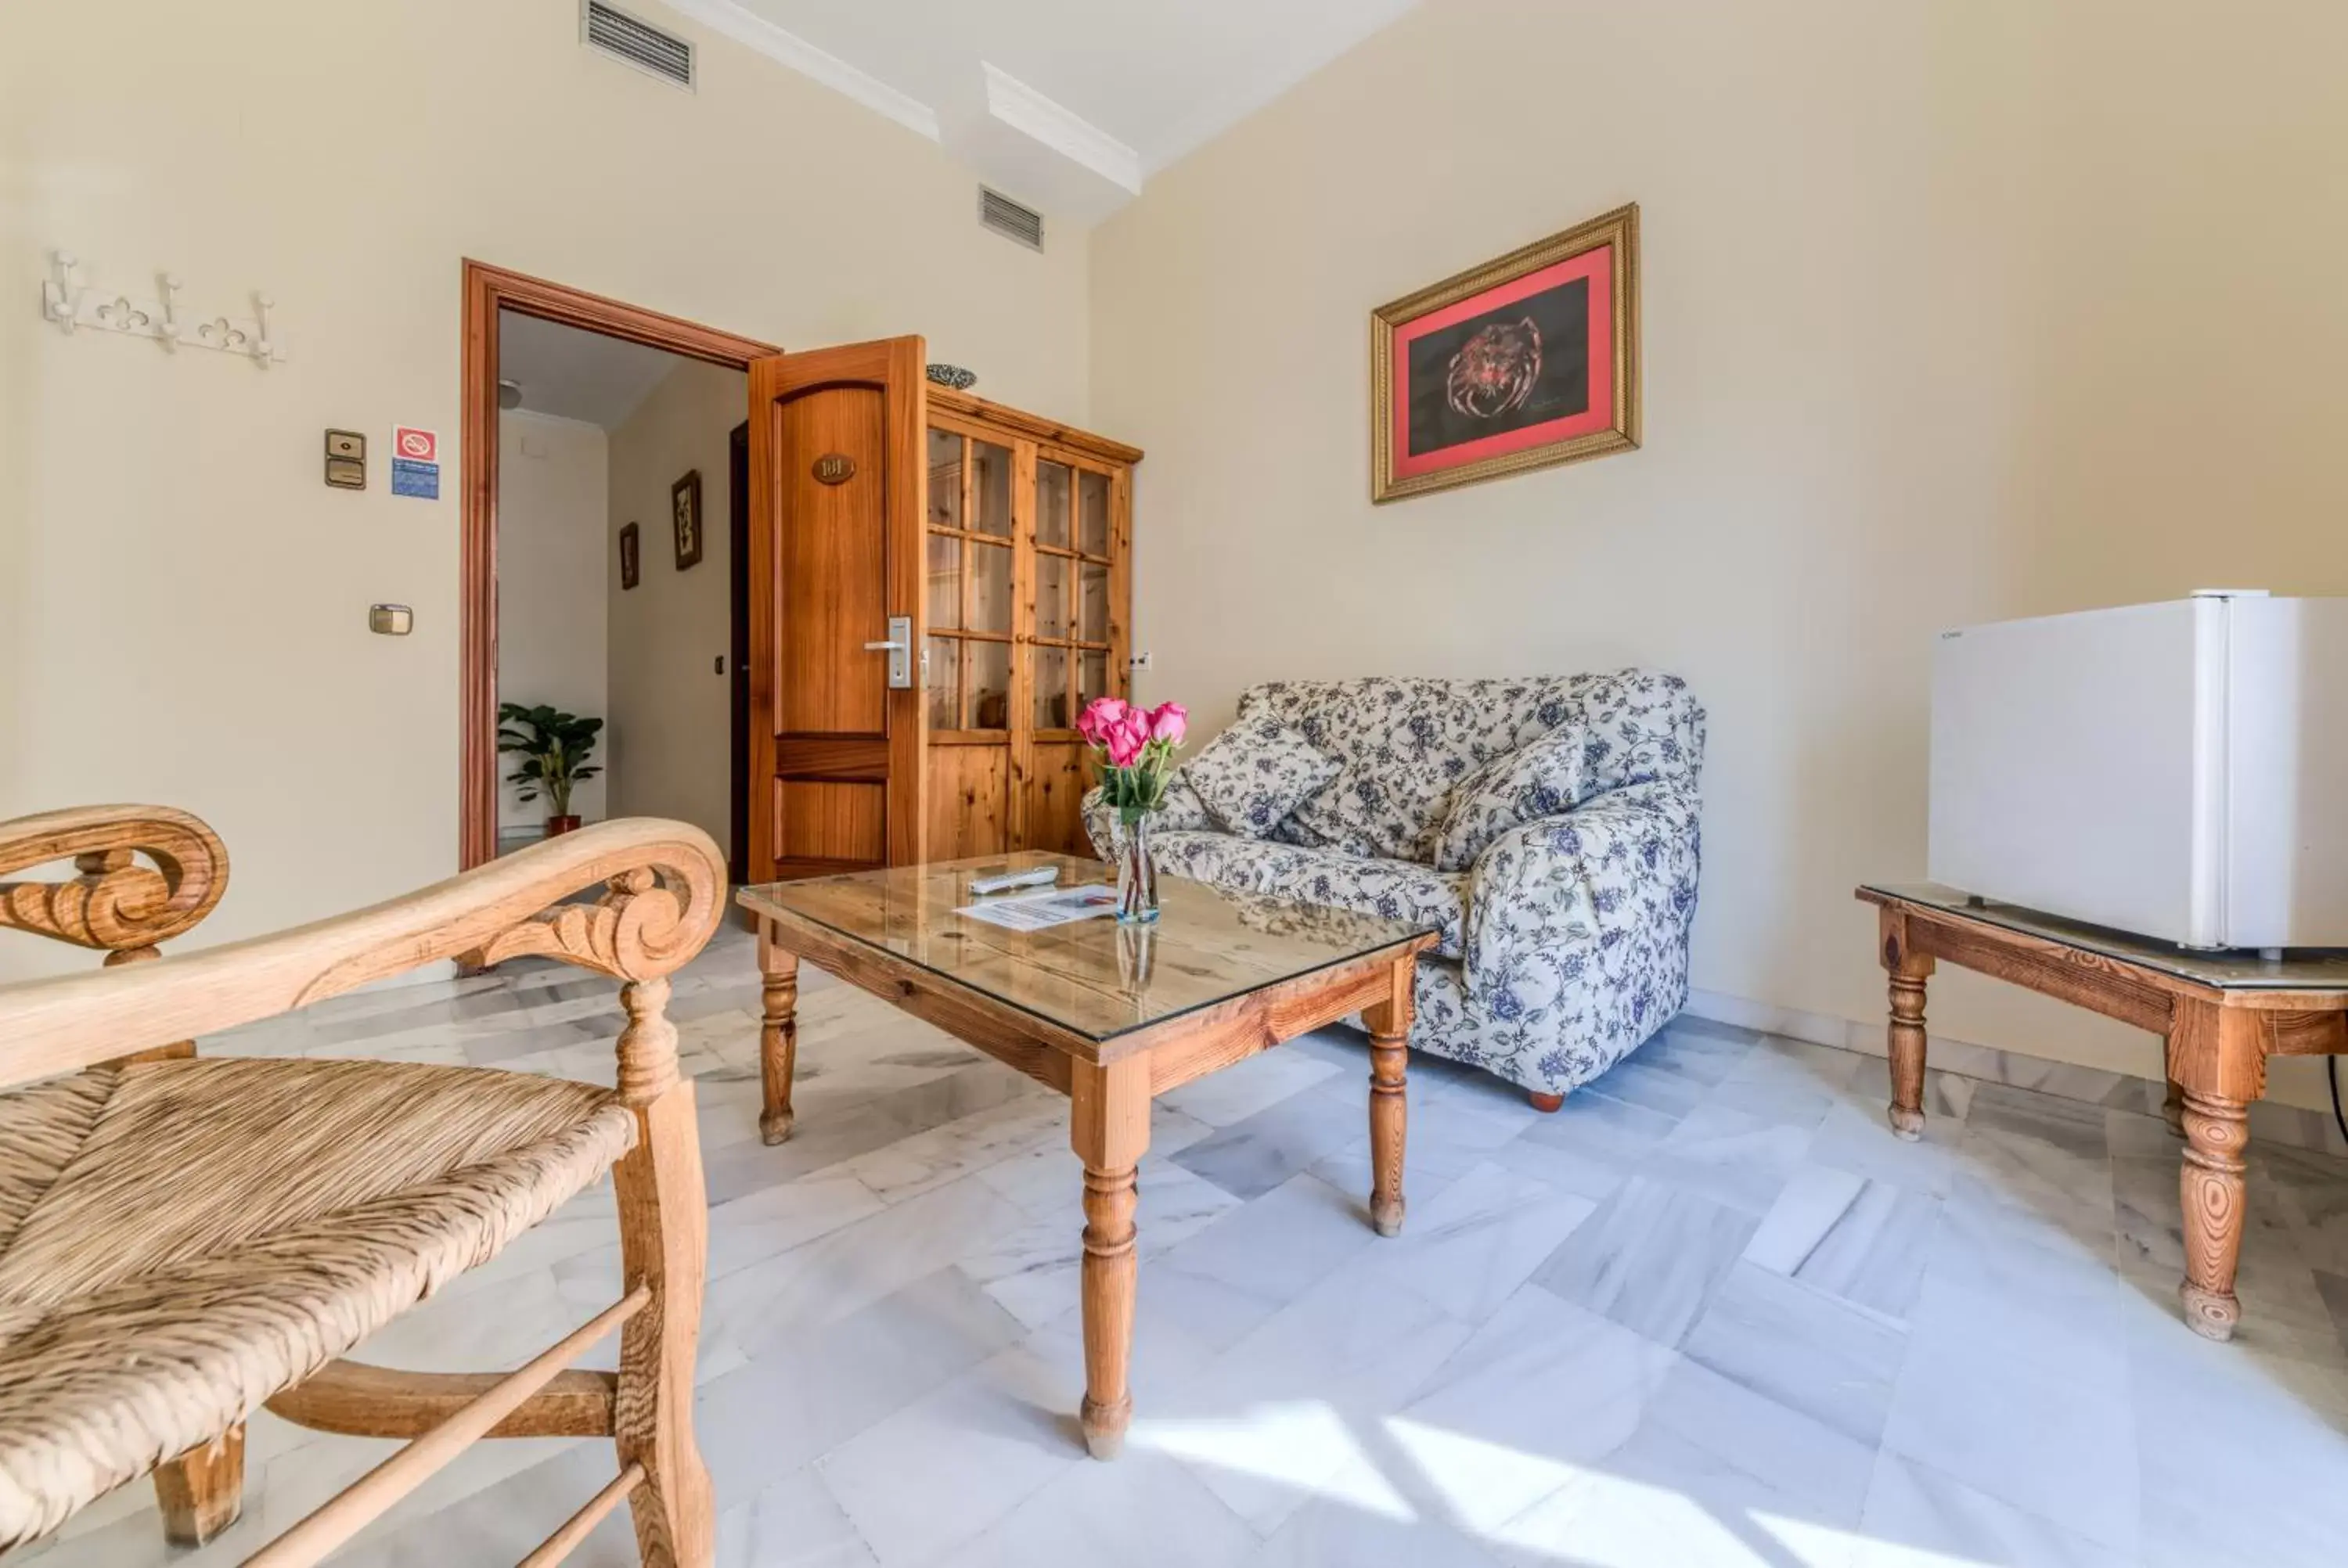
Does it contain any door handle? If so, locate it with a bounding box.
[868,615,914,689]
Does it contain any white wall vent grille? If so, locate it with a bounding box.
[582,1,695,90]
[978,188,1045,252]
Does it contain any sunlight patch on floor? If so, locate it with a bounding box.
[1129,1402,1415,1520]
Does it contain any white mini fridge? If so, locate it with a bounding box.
[1928,592,2348,951]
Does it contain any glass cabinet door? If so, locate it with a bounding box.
[924,428,1014,733]
[1032,459,1119,732]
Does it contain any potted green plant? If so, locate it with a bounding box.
[497,702,604,837]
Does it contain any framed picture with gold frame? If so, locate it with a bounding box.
[1371,203,1640,503]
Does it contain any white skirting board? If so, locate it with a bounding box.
[1678,987,2347,1159]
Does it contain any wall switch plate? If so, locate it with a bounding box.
[369,603,412,635]
[326,430,366,490]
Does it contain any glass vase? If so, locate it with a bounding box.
[1114,813,1160,925]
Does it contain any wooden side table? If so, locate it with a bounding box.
[1858,883,2348,1342]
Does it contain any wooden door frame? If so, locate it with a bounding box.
[727,419,751,886]
[459,261,778,871]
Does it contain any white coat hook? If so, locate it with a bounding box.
[41,253,286,362]
[48,252,83,332]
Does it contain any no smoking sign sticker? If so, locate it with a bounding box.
[394,427,438,462]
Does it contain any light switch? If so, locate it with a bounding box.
[369,603,412,635]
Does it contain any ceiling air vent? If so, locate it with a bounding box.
[582,1,694,91]
[978,188,1045,252]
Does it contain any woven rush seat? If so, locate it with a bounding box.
[0,1054,639,1547]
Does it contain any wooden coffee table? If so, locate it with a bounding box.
[737,852,1439,1458]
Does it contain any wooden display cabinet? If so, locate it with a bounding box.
[921,389,1140,860]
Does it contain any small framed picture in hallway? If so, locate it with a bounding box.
[672,469,704,570]
[1371,203,1641,502]
[618,521,641,590]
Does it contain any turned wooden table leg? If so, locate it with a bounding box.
[758,926,798,1146]
[1363,958,1414,1238]
[153,1425,243,1546]
[1879,910,1935,1141]
[1070,1056,1150,1460]
[2168,1000,2267,1343]
[2177,1089,2249,1340]
[2162,1076,2187,1138]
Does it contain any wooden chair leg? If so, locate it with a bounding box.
[1527,1091,1566,1113]
[611,980,715,1567]
[153,1425,244,1547]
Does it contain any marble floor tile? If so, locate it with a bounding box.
[1849,1451,2136,1568]
[1618,1353,1878,1523]
[813,1339,1079,1566]
[695,1266,1026,1498]
[1682,1262,1908,1448]
[947,1445,1262,1568]
[1503,1087,1680,1201]
[2318,1268,2348,1356]
[1882,1311,2140,1552]
[1965,1081,2112,1161]
[1639,1103,1813,1217]
[701,1174,1026,1362]
[960,1158,1243,1329]
[717,1466,881,1568]
[1128,1171,1386,1352]
[1172,1083,1375,1200]
[1364,1160,1597,1325]
[1148,1261,1474,1534]
[1806,1097,1970,1200]
[1395,1284,1678,1534]
[1745,1166,1939,1323]
[1702,1035,1863,1130]
[1581,1057,1709,1120]
[1533,1175,1762,1347]
[1156,1043,1345,1127]
[1247,1476,1508,1568]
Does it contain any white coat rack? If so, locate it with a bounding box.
[40,252,286,365]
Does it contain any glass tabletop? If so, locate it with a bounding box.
[1861,882,2348,992]
[738,852,1438,1044]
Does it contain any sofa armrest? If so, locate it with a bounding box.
[1465,781,1702,1023]
[0,818,725,1096]
[0,804,229,957]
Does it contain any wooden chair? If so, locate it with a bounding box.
[0,807,723,1566]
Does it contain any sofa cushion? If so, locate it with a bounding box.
[1431,671,1708,872]
[1433,724,1591,872]
[1182,713,1341,839]
[1151,832,1466,959]
[1259,677,1602,861]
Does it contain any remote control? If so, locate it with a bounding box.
[968,866,1061,897]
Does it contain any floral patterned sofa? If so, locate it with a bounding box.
[1083,670,1705,1105]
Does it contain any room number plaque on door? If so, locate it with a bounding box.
[812,453,856,485]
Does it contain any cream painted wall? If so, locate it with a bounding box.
[606,360,745,856]
[1090,0,2348,1106]
[496,412,609,833]
[0,0,1089,978]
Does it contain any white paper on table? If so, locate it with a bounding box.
[954,884,1119,932]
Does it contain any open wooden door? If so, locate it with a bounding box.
[746,337,929,880]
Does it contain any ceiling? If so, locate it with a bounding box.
[660,0,1421,221]
[498,311,687,430]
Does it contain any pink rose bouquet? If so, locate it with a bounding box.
[1079,696,1187,825]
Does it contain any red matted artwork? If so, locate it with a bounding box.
[1371,204,1640,502]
